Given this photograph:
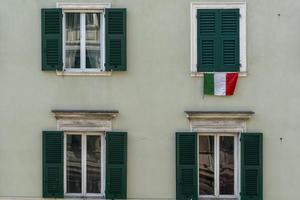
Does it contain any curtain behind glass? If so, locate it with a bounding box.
[65,13,80,68]
[86,13,101,69]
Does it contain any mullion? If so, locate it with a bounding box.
[80,13,86,69]
[81,134,86,195]
[215,135,219,197]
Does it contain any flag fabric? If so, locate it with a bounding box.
[204,73,238,96]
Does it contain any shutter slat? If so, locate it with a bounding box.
[41,9,63,71]
[106,132,127,199]
[220,9,240,72]
[197,9,240,72]
[43,131,64,198]
[197,9,218,72]
[241,133,263,200]
[105,9,127,71]
[176,132,198,200]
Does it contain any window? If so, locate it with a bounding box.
[191,2,246,75]
[176,111,263,200]
[198,133,238,198]
[42,110,127,198]
[64,132,105,197]
[64,12,104,71]
[41,4,127,74]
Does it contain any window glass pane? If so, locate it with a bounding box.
[219,136,235,195]
[67,135,82,193]
[86,13,101,69]
[199,136,214,195]
[65,13,80,69]
[86,135,101,193]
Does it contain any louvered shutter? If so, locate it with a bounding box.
[43,131,64,198]
[197,9,240,72]
[220,9,240,72]
[41,9,63,71]
[176,132,197,200]
[197,9,218,72]
[106,132,127,199]
[105,9,127,71]
[241,133,263,200]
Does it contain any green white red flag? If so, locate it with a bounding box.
[204,73,238,96]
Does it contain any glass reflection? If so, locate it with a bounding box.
[67,135,82,193]
[219,136,234,195]
[86,13,101,68]
[199,136,214,195]
[86,135,101,193]
[65,13,80,68]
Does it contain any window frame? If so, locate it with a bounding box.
[56,3,111,75]
[63,10,104,72]
[64,132,106,198]
[190,2,247,76]
[198,133,239,199]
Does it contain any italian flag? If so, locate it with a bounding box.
[204,73,239,96]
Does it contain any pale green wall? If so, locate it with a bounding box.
[0,0,300,199]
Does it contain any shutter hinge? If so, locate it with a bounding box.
[239,14,242,18]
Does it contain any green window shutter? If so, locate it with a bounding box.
[197,9,240,72]
[176,132,197,200]
[105,8,127,71]
[219,9,240,72]
[106,132,127,199]
[241,133,263,200]
[41,9,63,71]
[197,9,218,72]
[42,131,64,198]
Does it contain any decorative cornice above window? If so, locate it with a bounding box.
[185,111,255,133]
[56,2,111,10]
[185,111,254,120]
[52,110,119,132]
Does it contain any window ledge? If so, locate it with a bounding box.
[191,71,248,77]
[199,198,238,200]
[56,71,112,77]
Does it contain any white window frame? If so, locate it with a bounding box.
[190,2,247,77]
[198,133,239,199]
[56,3,112,76]
[64,132,106,198]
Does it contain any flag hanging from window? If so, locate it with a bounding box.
[204,73,238,96]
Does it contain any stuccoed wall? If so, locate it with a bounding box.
[0,0,299,199]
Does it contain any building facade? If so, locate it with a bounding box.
[0,0,298,199]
